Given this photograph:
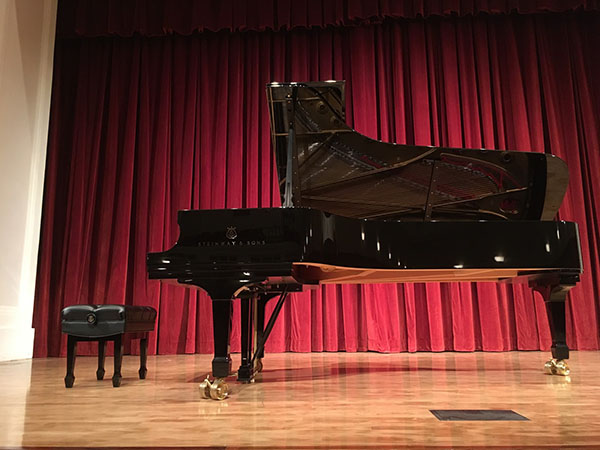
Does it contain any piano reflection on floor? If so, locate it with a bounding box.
[148,81,582,400]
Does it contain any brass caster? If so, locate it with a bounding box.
[199,376,212,399]
[554,360,570,376]
[199,376,230,400]
[209,378,229,400]
[544,359,571,376]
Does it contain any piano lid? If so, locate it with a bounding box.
[266,81,569,221]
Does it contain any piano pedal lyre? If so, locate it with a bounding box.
[544,359,570,376]
[199,376,230,400]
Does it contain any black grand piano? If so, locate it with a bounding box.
[148,81,582,400]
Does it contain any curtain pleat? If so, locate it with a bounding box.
[34,12,600,357]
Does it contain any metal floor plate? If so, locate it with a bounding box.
[430,409,529,421]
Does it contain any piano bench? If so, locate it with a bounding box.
[61,305,157,388]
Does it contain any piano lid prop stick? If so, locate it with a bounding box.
[283,87,298,207]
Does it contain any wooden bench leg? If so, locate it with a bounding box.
[65,335,77,388]
[139,335,148,379]
[112,334,123,387]
[97,340,106,380]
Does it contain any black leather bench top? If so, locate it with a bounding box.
[61,305,157,338]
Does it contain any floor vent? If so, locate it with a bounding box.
[430,409,529,421]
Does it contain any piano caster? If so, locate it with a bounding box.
[199,376,230,400]
[544,359,570,376]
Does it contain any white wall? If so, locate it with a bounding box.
[0,0,57,361]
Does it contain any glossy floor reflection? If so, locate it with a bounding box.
[1,351,600,448]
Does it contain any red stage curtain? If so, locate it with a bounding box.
[33,11,600,357]
[57,0,600,36]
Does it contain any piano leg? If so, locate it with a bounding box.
[211,299,233,378]
[238,295,256,382]
[531,277,578,376]
[545,299,569,361]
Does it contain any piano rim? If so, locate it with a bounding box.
[290,263,581,284]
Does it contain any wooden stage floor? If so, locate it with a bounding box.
[1,351,600,449]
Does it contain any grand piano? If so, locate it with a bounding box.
[148,81,583,400]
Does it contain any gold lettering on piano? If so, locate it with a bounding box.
[197,240,267,247]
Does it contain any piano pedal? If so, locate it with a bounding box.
[256,358,263,373]
[199,376,230,400]
[544,359,571,376]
